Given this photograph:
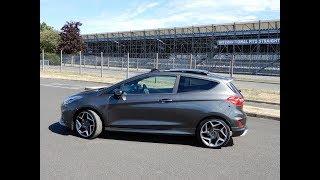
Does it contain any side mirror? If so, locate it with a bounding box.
[114,89,126,100]
[114,89,123,96]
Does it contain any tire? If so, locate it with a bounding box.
[196,118,231,148]
[74,109,103,139]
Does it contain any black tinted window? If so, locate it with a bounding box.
[178,76,218,93]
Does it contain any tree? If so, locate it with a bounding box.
[58,21,86,54]
[40,22,53,31]
[40,27,60,53]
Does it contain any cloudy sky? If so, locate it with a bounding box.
[40,0,279,34]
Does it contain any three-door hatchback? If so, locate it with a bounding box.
[60,69,248,148]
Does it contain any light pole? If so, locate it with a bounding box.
[101,52,103,77]
[114,41,125,70]
[155,38,165,69]
[127,52,129,79]
[42,49,44,70]
[79,51,82,74]
[60,50,62,72]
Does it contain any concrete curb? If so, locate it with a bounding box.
[246,112,280,121]
[244,105,279,120]
[246,99,280,106]
[235,79,280,85]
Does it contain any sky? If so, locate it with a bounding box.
[40,0,280,34]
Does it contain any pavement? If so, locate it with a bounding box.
[40,80,280,179]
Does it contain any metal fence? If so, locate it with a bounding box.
[40,50,280,77]
[40,60,50,66]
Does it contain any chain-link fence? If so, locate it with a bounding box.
[40,50,280,76]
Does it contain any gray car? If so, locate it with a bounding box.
[60,69,248,148]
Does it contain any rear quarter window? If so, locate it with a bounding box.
[178,76,218,93]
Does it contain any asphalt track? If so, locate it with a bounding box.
[40,78,280,179]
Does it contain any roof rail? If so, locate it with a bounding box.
[150,68,232,81]
[165,69,209,75]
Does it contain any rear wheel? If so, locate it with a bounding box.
[74,110,102,139]
[196,118,231,148]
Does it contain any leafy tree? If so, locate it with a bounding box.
[58,21,86,54]
[40,22,61,65]
[40,22,60,53]
[40,22,53,31]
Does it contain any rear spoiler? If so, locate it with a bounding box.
[207,72,233,82]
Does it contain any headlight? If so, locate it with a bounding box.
[63,95,82,105]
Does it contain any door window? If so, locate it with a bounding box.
[121,75,176,94]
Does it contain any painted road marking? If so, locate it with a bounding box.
[40,83,83,90]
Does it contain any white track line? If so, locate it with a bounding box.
[51,83,83,88]
[40,83,82,90]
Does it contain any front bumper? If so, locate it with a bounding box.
[59,116,73,130]
[59,118,67,127]
[60,104,76,130]
[59,118,72,129]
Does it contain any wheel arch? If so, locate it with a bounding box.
[195,114,232,131]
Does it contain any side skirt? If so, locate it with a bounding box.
[105,127,195,136]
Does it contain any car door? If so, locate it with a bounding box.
[106,74,180,130]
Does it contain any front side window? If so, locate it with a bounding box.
[120,75,176,94]
[178,76,218,93]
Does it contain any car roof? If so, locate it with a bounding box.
[149,69,232,82]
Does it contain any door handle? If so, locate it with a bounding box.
[159,99,173,103]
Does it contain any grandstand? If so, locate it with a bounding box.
[81,20,280,76]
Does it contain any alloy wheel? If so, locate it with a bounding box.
[200,120,229,148]
[75,111,96,138]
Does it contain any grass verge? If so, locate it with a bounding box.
[240,89,279,104]
[40,69,124,84]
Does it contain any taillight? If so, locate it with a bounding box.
[227,96,244,107]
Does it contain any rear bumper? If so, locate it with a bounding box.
[231,126,248,137]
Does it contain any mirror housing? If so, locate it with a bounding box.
[113,89,126,100]
[114,89,123,96]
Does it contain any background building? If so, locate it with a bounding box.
[81,20,280,76]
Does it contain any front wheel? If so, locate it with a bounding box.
[196,119,231,148]
[74,110,102,139]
